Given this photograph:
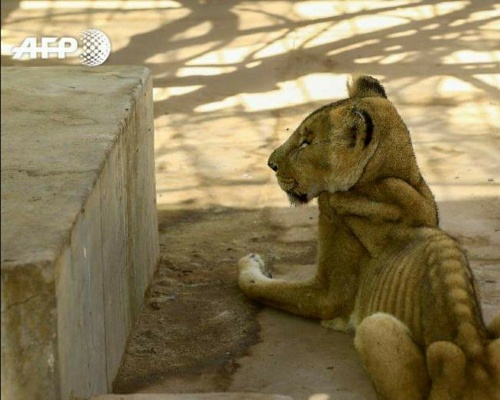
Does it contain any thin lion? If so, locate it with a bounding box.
[237,75,500,400]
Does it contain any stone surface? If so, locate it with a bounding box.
[1,66,159,400]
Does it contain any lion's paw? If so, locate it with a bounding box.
[238,254,273,291]
[238,253,272,277]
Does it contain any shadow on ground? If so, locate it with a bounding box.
[113,196,499,399]
[114,204,318,394]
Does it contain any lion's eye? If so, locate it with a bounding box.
[300,139,311,149]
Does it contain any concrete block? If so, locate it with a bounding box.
[1,66,159,400]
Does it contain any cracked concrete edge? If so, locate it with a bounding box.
[1,66,159,400]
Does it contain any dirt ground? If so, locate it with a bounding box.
[113,201,499,399]
[114,205,320,394]
[113,208,265,393]
[112,198,386,400]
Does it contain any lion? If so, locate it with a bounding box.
[237,75,500,400]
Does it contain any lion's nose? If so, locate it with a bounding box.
[268,159,278,172]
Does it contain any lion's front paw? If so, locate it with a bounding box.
[237,254,273,292]
[238,253,272,278]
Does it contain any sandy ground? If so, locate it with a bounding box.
[2,1,499,399]
[113,205,379,399]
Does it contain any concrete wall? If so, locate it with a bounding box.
[1,66,159,400]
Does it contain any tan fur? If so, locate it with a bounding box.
[238,75,500,400]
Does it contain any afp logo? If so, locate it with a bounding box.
[11,29,111,66]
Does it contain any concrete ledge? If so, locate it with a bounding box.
[1,66,159,400]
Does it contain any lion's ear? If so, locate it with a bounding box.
[349,108,374,148]
[348,75,387,99]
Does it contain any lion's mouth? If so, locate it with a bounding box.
[286,190,309,205]
[276,177,309,205]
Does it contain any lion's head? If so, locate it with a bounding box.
[268,75,420,205]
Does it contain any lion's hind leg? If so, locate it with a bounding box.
[426,338,500,400]
[354,313,430,400]
[237,253,331,319]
